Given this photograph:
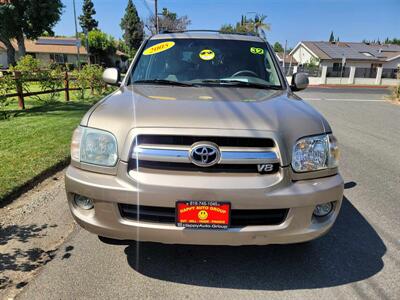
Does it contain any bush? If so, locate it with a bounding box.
[390,70,400,102]
[0,74,14,118]
[9,55,65,103]
[38,66,64,102]
[72,64,104,99]
[12,55,41,73]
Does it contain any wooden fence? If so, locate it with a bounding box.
[1,71,89,109]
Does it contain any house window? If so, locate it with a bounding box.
[49,53,68,63]
[332,63,342,72]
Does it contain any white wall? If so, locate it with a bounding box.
[286,75,399,86]
[291,45,315,65]
[382,78,399,85]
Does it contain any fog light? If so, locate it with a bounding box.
[313,202,333,217]
[74,194,94,210]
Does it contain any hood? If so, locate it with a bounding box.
[86,85,326,131]
[84,85,329,161]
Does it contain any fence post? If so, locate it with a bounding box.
[320,65,328,85]
[375,67,383,85]
[348,66,356,84]
[14,71,25,109]
[64,71,70,101]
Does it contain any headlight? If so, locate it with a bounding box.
[71,126,118,167]
[292,134,339,172]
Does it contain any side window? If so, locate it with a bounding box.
[132,55,151,81]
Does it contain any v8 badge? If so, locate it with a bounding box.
[257,163,274,174]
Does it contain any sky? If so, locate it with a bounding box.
[54,0,400,48]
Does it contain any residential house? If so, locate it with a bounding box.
[275,52,298,68]
[0,37,128,69]
[290,41,400,79]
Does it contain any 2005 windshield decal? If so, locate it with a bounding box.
[143,41,175,55]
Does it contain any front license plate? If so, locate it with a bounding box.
[176,201,231,229]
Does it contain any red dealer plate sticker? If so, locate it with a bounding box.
[176,201,231,230]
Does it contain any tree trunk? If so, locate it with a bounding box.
[0,37,16,66]
[16,31,26,57]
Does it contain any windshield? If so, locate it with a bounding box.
[130,38,283,88]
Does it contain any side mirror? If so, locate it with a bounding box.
[290,72,309,91]
[102,68,120,86]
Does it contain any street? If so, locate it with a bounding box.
[4,87,400,299]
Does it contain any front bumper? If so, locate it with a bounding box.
[65,163,344,245]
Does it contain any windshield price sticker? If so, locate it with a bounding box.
[143,41,175,55]
[250,47,264,55]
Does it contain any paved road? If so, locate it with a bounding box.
[17,88,400,299]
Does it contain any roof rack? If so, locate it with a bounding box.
[158,29,258,37]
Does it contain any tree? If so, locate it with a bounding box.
[81,30,116,65]
[253,14,270,38]
[120,0,143,51]
[329,31,335,42]
[146,8,191,34]
[220,24,235,33]
[273,42,284,52]
[219,14,270,37]
[384,38,400,45]
[116,39,133,58]
[79,0,98,32]
[0,0,63,65]
[0,3,18,65]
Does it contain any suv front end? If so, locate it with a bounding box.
[65,32,344,245]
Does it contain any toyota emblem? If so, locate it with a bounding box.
[189,142,221,167]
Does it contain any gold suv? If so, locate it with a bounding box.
[65,31,343,245]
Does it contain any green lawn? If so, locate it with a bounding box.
[0,92,110,202]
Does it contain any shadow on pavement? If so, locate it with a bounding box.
[0,223,59,290]
[121,197,386,290]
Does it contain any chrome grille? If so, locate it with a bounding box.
[129,135,280,174]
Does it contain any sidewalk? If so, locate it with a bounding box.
[308,84,391,89]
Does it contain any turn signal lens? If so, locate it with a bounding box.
[71,127,83,162]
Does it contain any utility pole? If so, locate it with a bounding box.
[73,0,81,70]
[83,28,91,65]
[283,40,287,71]
[155,0,159,33]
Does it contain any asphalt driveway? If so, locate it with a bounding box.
[10,87,400,299]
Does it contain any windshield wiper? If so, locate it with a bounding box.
[133,79,195,87]
[201,79,283,90]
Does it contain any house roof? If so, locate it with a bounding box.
[291,41,400,62]
[0,38,87,55]
[25,39,88,55]
[275,52,298,64]
[0,37,128,57]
